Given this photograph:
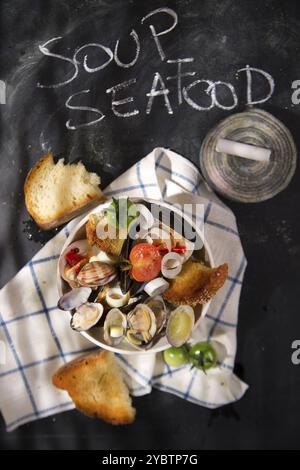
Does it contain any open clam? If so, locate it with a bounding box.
[71,302,104,331]
[58,287,92,311]
[166,305,195,347]
[105,285,130,309]
[126,304,157,347]
[63,258,88,288]
[103,308,127,346]
[145,296,168,334]
[59,240,89,283]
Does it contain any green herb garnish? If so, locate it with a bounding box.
[105,198,139,229]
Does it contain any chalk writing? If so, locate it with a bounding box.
[237,65,275,105]
[114,29,140,68]
[167,58,196,105]
[36,8,279,130]
[141,8,178,61]
[208,81,238,111]
[74,43,114,73]
[65,90,105,130]
[182,79,214,111]
[37,37,78,88]
[106,79,139,118]
[146,72,173,115]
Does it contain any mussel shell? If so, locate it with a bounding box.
[130,280,146,296]
[103,308,127,346]
[119,235,134,295]
[143,328,167,350]
[166,305,195,347]
[118,234,147,296]
[71,302,104,331]
[77,261,117,288]
[58,287,92,311]
[119,268,131,296]
[120,292,148,314]
[88,286,103,303]
[119,232,134,260]
[119,270,144,297]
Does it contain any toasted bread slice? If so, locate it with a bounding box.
[86,213,124,256]
[163,260,228,306]
[24,153,106,230]
[52,350,136,425]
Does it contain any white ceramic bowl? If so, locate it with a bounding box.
[57,198,214,355]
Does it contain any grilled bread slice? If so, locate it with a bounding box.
[24,153,105,230]
[86,213,124,256]
[163,260,228,306]
[52,350,136,425]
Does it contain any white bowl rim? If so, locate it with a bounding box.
[57,197,214,355]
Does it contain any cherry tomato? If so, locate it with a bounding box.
[189,342,217,371]
[129,243,162,282]
[163,346,189,367]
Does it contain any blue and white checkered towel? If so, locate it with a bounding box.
[0,148,248,431]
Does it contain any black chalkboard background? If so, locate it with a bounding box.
[1,0,300,450]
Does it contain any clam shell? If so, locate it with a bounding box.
[71,302,104,331]
[63,258,87,288]
[58,287,92,311]
[103,308,127,346]
[166,305,195,347]
[59,240,89,282]
[105,286,130,308]
[77,261,117,288]
[145,296,168,334]
[127,304,157,344]
[126,330,144,347]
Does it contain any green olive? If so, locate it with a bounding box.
[163,346,189,367]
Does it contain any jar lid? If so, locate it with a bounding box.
[199,109,297,203]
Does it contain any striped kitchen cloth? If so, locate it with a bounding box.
[0,148,248,431]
